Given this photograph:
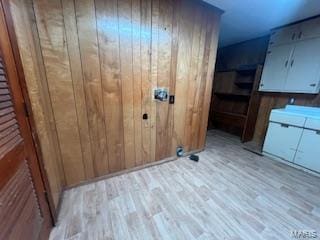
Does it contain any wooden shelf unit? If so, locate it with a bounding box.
[209,65,263,142]
[213,111,247,128]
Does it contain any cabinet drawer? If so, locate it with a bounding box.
[269,111,306,127]
[294,129,320,172]
[305,117,320,131]
[263,122,303,162]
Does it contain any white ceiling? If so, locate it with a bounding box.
[204,0,320,47]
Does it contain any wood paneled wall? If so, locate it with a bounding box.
[8,0,221,190]
[7,0,65,207]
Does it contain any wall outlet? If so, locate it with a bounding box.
[289,98,295,105]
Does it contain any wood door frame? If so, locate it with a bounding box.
[0,0,57,223]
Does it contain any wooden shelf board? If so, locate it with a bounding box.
[217,65,257,74]
[213,111,247,128]
[214,92,251,98]
[234,80,254,85]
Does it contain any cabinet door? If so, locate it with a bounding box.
[263,122,303,162]
[285,38,320,93]
[269,25,298,46]
[298,17,320,41]
[294,129,320,172]
[259,44,294,92]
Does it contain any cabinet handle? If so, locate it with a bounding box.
[290,59,294,67]
[285,60,288,67]
[291,33,296,40]
[298,31,302,39]
[316,130,320,135]
[309,83,316,87]
[280,123,289,128]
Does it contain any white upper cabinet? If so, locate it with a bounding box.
[260,44,294,91]
[260,17,320,94]
[284,38,320,93]
[298,18,320,40]
[269,25,299,46]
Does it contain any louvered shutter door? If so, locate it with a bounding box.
[0,54,43,240]
[0,58,23,158]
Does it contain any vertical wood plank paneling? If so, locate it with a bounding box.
[150,0,159,163]
[10,0,222,187]
[75,0,109,176]
[95,0,125,172]
[118,0,135,169]
[155,0,173,160]
[132,0,143,166]
[167,0,180,156]
[198,10,220,148]
[33,0,85,185]
[62,0,94,179]
[8,0,65,206]
[190,10,208,149]
[140,0,152,164]
[172,0,194,150]
[196,13,212,149]
[252,95,272,146]
[184,3,203,152]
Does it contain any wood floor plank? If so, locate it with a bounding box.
[50,130,320,240]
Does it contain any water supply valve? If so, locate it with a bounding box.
[154,88,169,102]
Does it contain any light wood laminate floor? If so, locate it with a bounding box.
[50,130,320,240]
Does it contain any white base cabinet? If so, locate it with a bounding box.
[263,105,320,173]
[295,129,320,172]
[263,122,303,162]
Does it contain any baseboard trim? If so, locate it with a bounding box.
[64,148,204,191]
[52,188,65,225]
